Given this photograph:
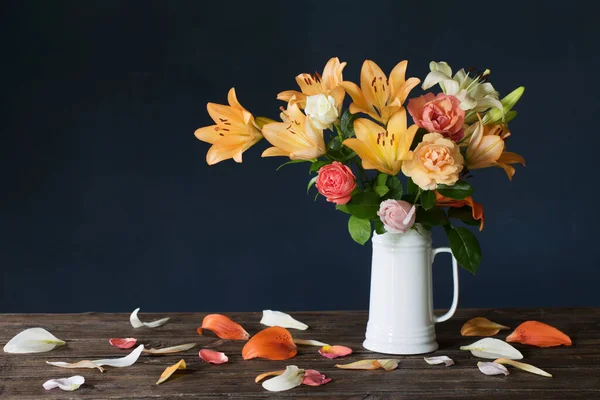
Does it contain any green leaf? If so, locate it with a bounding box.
[340,109,358,138]
[310,160,330,173]
[386,176,403,200]
[346,191,381,219]
[373,219,386,235]
[374,185,389,197]
[376,173,388,187]
[448,207,479,226]
[407,177,418,195]
[446,226,482,274]
[276,159,311,171]
[436,181,473,200]
[307,176,317,194]
[416,207,448,228]
[348,215,371,245]
[335,204,351,214]
[421,190,436,210]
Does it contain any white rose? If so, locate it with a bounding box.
[304,94,338,130]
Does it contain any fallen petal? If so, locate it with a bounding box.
[47,344,144,371]
[46,360,104,372]
[242,326,297,360]
[460,338,523,360]
[424,356,455,366]
[43,376,85,391]
[261,310,309,330]
[143,343,197,354]
[335,360,381,370]
[200,314,250,340]
[375,359,399,371]
[255,370,285,384]
[199,349,228,364]
[318,345,352,359]
[109,338,137,349]
[461,317,510,337]
[156,359,186,385]
[130,308,170,328]
[3,328,66,354]
[478,361,510,376]
[293,339,330,347]
[262,365,304,392]
[494,358,553,378]
[506,321,572,348]
[302,369,332,386]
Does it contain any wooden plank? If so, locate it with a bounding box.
[0,308,598,399]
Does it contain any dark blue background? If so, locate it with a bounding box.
[1,1,598,312]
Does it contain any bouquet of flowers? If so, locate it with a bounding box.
[194,58,525,274]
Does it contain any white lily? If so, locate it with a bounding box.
[422,61,503,117]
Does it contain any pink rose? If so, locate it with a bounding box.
[377,199,416,233]
[315,161,356,205]
[407,93,465,141]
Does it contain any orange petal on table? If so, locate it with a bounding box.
[335,360,381,370]
[506,321,572,348]
[242,327,297,360]
[302,369,332,386]
[318,345,353,359]
[156,359,186,385]
[254,370,285,384]
[109,338,137,349]
[199,349,228,364]
[199,314,250,340]
[461,317,510,337]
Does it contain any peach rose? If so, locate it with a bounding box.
[407,93,465,141]
[401,133,464,191]
[377,199,416,233]
[315,161,356,205]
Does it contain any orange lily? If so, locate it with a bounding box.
[261,102,326,160]
[465,117,525,180]
[194,88,263,165]
[277,57,346,110]
[435,192,484,231]
[341,60,420,124]
[342,108,418,175]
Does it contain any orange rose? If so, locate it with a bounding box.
[401,133,464,190]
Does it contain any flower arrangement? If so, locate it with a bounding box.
[194,58,525,274]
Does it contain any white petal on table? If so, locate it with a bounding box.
[43,376,85,391]
[460,338,523,360]
[3,328,66,354]
[424,356,455,366]
[262,365,305,392]
[260,310,308,330]
[130,308,170,328]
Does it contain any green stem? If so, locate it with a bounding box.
[413,188,422,205]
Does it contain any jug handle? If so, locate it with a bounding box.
[432,247,459,323]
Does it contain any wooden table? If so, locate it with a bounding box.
[1,308,598,399]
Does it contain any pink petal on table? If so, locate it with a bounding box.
[302,369,332,386]
[318,345,352,359]
[199,349,229,364]
[109,338,137,349]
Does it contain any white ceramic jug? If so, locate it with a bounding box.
[363,224,459,355]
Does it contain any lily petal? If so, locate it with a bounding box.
[109,338,137,349]
[3,328,66,354]
[255,370,285,384]
[260,310,308,330]
[242,326,297,360]
[43,376,85,391]
[494,358,553,378]
[129,308,169,328]
[199,349,229,364]
[460,338,523,360]
[318,345,352,359]
[478,361,510,376]
[335,360,382,370]
[424,356,455,367]
[461,317,510,337]
[506,321,571,348]
[376,359,399,371]
[156,359,186,385]
[293,339,330,347]
[143,343,197,354]
[302,369,332,386]
[45,360,104,372]
[199,314,250,340]
[262,365,304,392]
[47,344,145,371]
